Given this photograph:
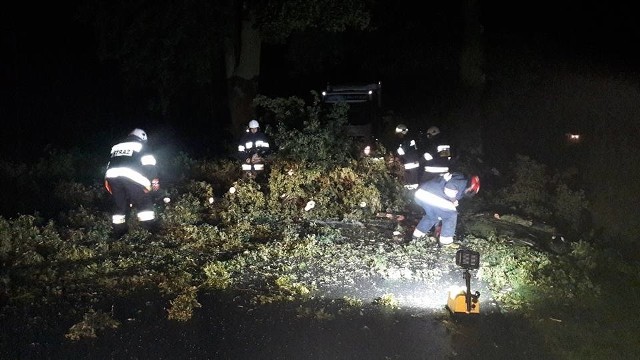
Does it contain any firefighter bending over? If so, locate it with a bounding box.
[104,128,160,238]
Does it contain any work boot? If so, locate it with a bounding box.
[439,236,454,245]
[439,236,460,248]
[110,224,128,240]
[412,228,426,239]
[140,220,162,234]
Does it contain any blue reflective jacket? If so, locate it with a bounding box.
[418,172,469,201]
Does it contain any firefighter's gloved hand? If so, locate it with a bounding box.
[152,178,160,191]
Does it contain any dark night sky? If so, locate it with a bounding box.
[2,1,639,162]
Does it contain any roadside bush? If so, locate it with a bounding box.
[495,155,551,219]
[0,149,104,218]
[493,154,590,237]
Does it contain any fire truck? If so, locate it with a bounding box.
[321,82,383,140]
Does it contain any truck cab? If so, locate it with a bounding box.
[321,82,383,140]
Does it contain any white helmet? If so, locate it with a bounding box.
[130,128,148,142]
[395,124,408,135]
[426,126,440,137]
[248,120,260,129]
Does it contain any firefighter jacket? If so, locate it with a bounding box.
[105,135,158,191]
[237,131,271,161]
[413,172,470,238]
[237,130,272,172]
[396,137,421,170]
[422,134,454,174]
[416,172,468,202]
[238,131,271,160]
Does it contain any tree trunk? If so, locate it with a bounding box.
[459,0,484,90]
[224,10,262,137]
[227,76,259,136]
[456,0,485,160]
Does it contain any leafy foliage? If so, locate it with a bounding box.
[167,287,202,322]
[372,293,400,309]
[65,309,120,341]
[0,149,106,218]
[469,236,599,312]
[491,154,590,236]
[0,95,636,359]
[255,0,371,42]
[255,93,354,167]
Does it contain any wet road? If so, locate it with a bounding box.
[6,291,554,360]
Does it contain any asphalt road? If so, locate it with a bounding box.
[4,281,556,360]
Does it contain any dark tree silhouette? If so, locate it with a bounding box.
[79,0,371,136]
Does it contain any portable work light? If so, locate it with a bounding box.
[447,249,481,314]
[456,248,479,270]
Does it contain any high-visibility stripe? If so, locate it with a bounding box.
[112,214,126,224]
[245,141,253,149]
[414,189,457,210]
[105,167,152,190]
[424,166,449,173]
[404,184,418,189]
[137,210,155,222]
[404,162,420,170]
[254,164,264,171]
[397,147,405,156]
[255,140,269,148]
[242,164,252,170]
[141,154,156,166]
[238,145,245,151]
[436,145,451,157]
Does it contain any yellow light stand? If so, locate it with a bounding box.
[447,249,481,315]
[447,286,479,314]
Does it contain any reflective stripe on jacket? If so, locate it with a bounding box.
[105,136,157,190]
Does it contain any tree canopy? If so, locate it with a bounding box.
[79,0,372,136]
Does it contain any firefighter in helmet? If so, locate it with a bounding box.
[237,119,272,178]
[421,125,455,180]
[394,124,421,189]
[104,128,160,238]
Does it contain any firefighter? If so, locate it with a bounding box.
[421,126,455,181]
[104,128,160,238]
[237,119,272,178]
[412,172,480,246]
[394,124,421,189]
